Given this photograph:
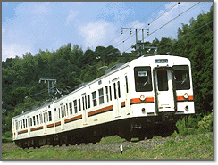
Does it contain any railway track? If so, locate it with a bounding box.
[2,132,213,153]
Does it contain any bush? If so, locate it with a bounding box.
[198,112,213,133]
[172,112,213,137]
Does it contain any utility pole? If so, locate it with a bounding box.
[121,27,151,56]
[39,78,57,97]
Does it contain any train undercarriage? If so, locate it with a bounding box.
[14,114,185,149]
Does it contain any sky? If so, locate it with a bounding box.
[2,1,214,61]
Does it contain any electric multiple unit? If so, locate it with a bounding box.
[12,55,195,148]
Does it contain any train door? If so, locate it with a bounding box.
[112,78,121,118]
[82,95,88,125]
[154,69,175,112]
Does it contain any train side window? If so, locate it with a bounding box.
[26,119,28,127]
[125,76,129,93]
[33,116,36,126]
[85,95,88,109]
[48,111,52,121]
[16,121,19,130]
[39,114,43,124]
[117,81,121,98]
[98,88,104,104]
[105,86,109,102]
[88,95,90,108]
[73,100,78,113]
[36,115,39,125]
[113,83,117,99]
[173,65,190,90]
[66,103,68,116]
[58,108,61,118]
[109,86,112,101]
[82,97,85,110]
[62,106,65,118]
[23,119,25,128]
[78,99,81,111]
[92,91,97,106]
[134,66,153,92]
[69,102,72,114]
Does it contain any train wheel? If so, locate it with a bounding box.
[138,135,146,141]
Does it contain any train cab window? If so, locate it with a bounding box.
[157,70,168,91]
[98,88,104,104]
[134,67,153,92]
[48,111,52,121]
[73,100,78,113]
[173,65,190,90]
[92,91,97,106]
[105,86,109,102]
[109,86,112,101]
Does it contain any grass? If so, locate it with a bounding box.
[2,133,213,160]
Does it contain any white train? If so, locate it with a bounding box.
[12,54,195,149]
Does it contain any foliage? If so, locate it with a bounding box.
[172,112,213,136]
[2,133,213,159]
[198,112,213,132]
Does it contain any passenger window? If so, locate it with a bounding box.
[105,86,109,102]
[134,67,153,92]
[66,103,68,116]
[39,114,43,124]
[26,119,28,127]
[109,86,112,101]
[79,99,81,111]
[33,116,36,125]
[82,97,85,110]
[69,102,72,114]
[58,108,61,118]
[85,95,88,109]
[125,76,129,93]
[92,91,97,106]
[36,115,39,125]
[173,65,190,90]
[98,88,104,104]
[117,81,121,98]
[48,111,52,121]
[88,95,90,108]
[73,100,78,113]
[113,83,117,99]
[23,119,25,128]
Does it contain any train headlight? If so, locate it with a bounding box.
[140,95,146,101]
[183,93,189,99]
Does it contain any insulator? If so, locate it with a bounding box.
[147,31,149,36]
[121,29,123,35]
[130,29,132,35]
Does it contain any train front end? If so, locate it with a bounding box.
[128,55,195,138]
